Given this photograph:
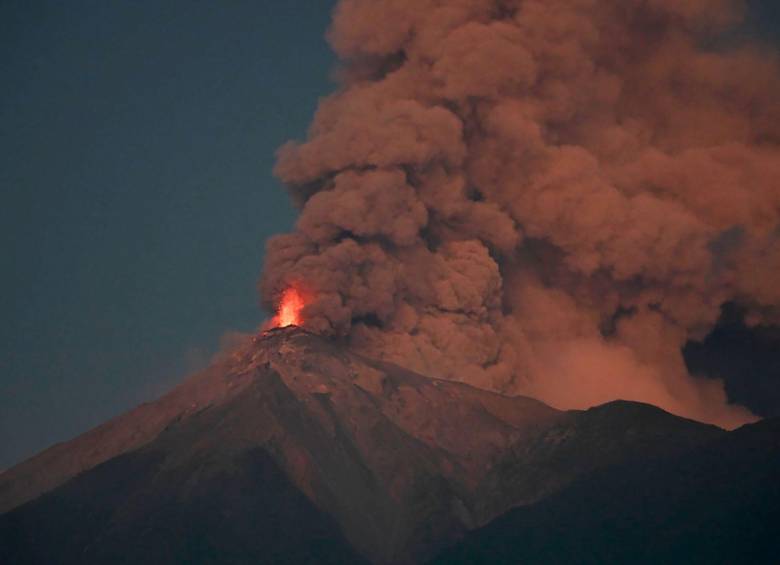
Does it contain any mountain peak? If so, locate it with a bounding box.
[1,328,738,563]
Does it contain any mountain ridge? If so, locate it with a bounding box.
[2,327,762,564]
[432,416,780,564]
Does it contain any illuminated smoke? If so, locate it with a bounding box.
[273,288,306,328]
[260,0,780,428]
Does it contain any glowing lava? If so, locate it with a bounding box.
[276,288,305,327]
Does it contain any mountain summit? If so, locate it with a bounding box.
[2,328,778,563]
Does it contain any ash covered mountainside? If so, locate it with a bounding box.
[2,328,778,564]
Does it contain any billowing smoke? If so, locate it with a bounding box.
[260,0,780,428]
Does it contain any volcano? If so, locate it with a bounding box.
[1,328,778,564]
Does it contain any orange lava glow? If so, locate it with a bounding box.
[275,288,305,327]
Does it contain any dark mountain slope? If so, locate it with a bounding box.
[432,417,780,565]
[1,445,366,565]
[0,328,747,564]
[472,399,725,519]
[0,353,251,515]
[0,328,565,564]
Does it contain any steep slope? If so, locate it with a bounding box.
[1,447,367,565]
[0,327,731,563]
[0,352,251,514]
[472,400,725,519]
[0,328,565,563]
[432,417,780,564]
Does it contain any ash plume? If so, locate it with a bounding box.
[260,0,780,428]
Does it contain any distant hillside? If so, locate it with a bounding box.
[432,417,780,564]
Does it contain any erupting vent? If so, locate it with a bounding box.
[274,287,305,328]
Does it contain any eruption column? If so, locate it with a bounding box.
[260,0,780,429]
[276,288,305,328]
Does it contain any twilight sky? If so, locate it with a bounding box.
[1,1,337,469]
[1,1,778,470]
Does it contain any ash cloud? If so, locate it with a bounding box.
[261,0,780,428]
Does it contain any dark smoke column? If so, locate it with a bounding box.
[260,0,780,428]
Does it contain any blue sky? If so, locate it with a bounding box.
[1,1,337,468]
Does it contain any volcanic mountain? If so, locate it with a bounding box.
[1,327,778,564]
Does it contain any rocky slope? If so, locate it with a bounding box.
[433,417,780,564]
[0,327,745,563]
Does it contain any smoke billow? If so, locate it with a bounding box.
[260,0,780,428]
